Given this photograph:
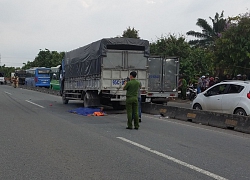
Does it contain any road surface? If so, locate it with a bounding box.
[0,85,250,180]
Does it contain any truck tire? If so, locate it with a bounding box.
[83,94,90,107]
[62,96,69,104]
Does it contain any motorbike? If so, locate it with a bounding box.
[187,85,197,101]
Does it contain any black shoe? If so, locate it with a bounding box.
[126,127,132,130]
[139,118,141,123]
[134,127,139,130]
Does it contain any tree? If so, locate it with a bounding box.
[181,47,215,81]
[214,12,250,77]
[122,26,140,39]
[0,65,16,78]
[150,34,192,78]
[187,11,227,47]
[22,49,64,69]
[150,34,190,58]
[150,34,214,81]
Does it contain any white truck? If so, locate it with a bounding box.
[145,56,179,104]
[61,38,149,109]
[0,72,6,85]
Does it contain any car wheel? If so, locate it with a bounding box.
[234,108,247,116]
[193,103,202,110]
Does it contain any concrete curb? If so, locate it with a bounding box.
[14,85,250,134]
[19,85,61,96]
[141,103,250,134]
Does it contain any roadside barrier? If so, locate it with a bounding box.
[141,102,250,134]
[13,84,250,134]
[19,85,61,96]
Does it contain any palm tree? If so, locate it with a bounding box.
[187,11,226,47]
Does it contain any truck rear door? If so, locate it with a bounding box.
[102,50,148,92]
[148,57,162,92]
[162,58,179,92]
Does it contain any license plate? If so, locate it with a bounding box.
[146,98,151,102]
[112,79,125,86]
[120,96,126,100]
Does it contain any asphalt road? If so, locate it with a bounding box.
[1,85,250,180]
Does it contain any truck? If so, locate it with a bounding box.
[0,72,5,85]
[50,65,61,90]
[15,70,26,85]
[145,56,179,104]
[61,38,149,109]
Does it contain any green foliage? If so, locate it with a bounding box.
[22,49,64,69]
[150,34,191,78]
[214,12,250,76]
[122,26,140,39]
[150,34,190,58]
[150,34,214,81]
[181,47,214,81]
[0,65,16,78]
[187,11,227,47]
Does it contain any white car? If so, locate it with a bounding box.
[192,81,250,116]
[0,72,5,85]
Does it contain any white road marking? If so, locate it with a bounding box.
[117,137,228,180]
[4,91,12,95]
[25,100,45,108]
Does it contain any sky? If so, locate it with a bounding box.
[0,0,249,67]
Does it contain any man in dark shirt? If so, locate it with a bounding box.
[123,71,140,130]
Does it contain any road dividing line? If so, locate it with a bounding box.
[4,91,12,95]
[117,137,227,180]
[25,100,45,108]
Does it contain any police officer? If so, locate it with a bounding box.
[123,71,140,130]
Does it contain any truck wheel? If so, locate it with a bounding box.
[62,96,69,104]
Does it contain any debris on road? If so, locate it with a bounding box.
[69,107,107,116]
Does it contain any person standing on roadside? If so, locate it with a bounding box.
[209,77,215,87]
[215,77,220,84]
[12,74,19,88]
[132,82,142,123]
[123,71,140,130]
[178,75,187,100]
[242,74,248,81]
[197,75,202,94]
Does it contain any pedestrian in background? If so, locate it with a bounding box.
[197,75,202,94]
[123,71,140,130]
[215,77,220,84]
[178,75,187,100]
[242,74,248,81]
[201,76,206,92]
[237,74,242,80]
[209,77,215,87]
[12,74,19,88]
